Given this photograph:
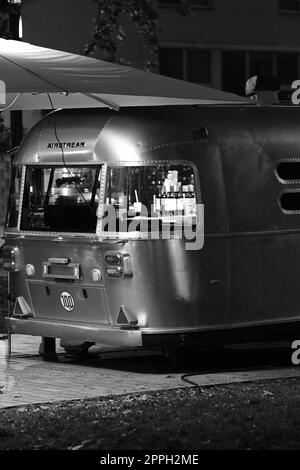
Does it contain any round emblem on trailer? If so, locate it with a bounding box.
[60,291,75,312]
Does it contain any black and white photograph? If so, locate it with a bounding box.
[1,0,300,457]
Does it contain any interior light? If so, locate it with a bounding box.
[25,264,35,277]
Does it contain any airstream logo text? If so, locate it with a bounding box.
[60,291,75,312]
[47,142,86,149]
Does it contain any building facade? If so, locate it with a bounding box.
[22,0,300,96]
[2,0,300,229]
[158,0,300,95]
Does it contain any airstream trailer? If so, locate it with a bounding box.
[3,104,300,358]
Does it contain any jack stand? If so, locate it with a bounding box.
[7,331,11,356]
[40,336,58,362]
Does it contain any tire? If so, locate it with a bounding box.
[60,340,94,356]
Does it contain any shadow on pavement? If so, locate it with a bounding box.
[57,341,295,375]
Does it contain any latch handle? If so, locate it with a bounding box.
[47,258,69,265]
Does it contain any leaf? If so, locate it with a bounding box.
[83,0,189,67]
[262,390,273,397]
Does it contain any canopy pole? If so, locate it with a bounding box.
[9,2,23,147]
[83,92,120,112]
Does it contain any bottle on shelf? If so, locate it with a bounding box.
[189,174,195,192]
[184,190,196,215]
[161,190,168,216]
[155,186,163,214]
[169,191,176,216]
[177,188,184,215]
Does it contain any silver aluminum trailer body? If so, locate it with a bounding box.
[3,105,300,354]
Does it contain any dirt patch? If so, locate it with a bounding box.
[0,378,300,450]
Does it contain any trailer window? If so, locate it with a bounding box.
[101,164,198,235]
[6,166,22,229]
[277,161,300,181]
[20,166,100,232]
[280,191,300,212]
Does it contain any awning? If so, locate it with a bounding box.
[0,39,252,111]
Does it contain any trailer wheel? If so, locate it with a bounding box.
[163,348,185,371]
[39,337,58,362]
[60,340,95,357]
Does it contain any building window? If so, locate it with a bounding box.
[279,0,300,12]
[185,0,213,8]
[277,52,298,84]
[159,48,183,80]
[159,0,213,9]
[222,51,246,96]
[187,50,210,83]
[250,52,273,77]
[222,50,298,96]
[159,47,211,84]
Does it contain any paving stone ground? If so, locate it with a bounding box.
[0,335,300,409]
[0,335,187,409]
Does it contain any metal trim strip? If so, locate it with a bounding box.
[6,318,143,348]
